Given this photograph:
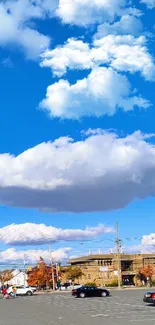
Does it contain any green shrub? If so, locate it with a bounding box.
[106,280,118,287]
[85,282,97,287]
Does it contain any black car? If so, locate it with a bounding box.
[72,286,110,298]
[143,292,155,304]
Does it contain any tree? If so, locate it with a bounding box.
[64,266,83,283]
[28,257,56,289]
[139,264,155,286]
[0,270,13,285]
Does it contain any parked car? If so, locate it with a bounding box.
[25,286,37,292]
[60,283,82,290]
[72,285,110,298]
[143,292,155,304]
[7,285,34,296]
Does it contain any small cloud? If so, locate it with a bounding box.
[140,0,155,8]
[2,57,13,68]
[81,129,105,136]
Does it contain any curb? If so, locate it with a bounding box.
[34,287,155,295]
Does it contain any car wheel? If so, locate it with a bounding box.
[80,292,85,298]
[26,291,32,296]
[101,291,107,297]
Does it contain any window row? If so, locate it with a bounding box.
[98,260,112,266]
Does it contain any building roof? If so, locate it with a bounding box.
[69,253,155,264]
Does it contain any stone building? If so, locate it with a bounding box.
[69,253,155,286]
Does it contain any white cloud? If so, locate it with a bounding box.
[142,233,155,246]
[0,0,58,58]
[141,0,155,8]
[0,130,155,212]
[56,0,127,26]
[40,67,150,119]
[82,128,106,136]
[94,35,155,81]
[122,232,155,254]
[123,244,155,254]
[0,223,113,245]
[15,27,50,58]
[94,15,143,38]
[0,247,71,264]
[41,35,155,81]
[40,38,92,77]
[123,233,155,253]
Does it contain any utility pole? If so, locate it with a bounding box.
[116,222,121,289]
[56,263,59,279]
[24,254,26,286]
[49,246,55,290]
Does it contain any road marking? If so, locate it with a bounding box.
[130,319,155,322]
[91,314,109,317]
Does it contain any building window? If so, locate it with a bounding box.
[121,261,133,271]
[103,260,112,266]
[144,258,155,265]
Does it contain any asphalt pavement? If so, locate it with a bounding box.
[0,289,155,325]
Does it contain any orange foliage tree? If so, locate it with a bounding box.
[28,257,56,289]
[0,270,13,284]
[139,264,155,286]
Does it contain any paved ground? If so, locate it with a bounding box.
[0,289,155,325]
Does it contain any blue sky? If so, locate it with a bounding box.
[0,0,155,267]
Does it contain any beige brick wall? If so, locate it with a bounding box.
[65,253,155,286]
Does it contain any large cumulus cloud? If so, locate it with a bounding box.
[0,130,155,212]
[0,223,113,245]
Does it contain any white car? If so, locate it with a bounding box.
[60,283,82,290]
[66,284,82,290]
[7,285,34,296]
[25,286,37,292]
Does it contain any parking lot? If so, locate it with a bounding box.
[0,289,155,325]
